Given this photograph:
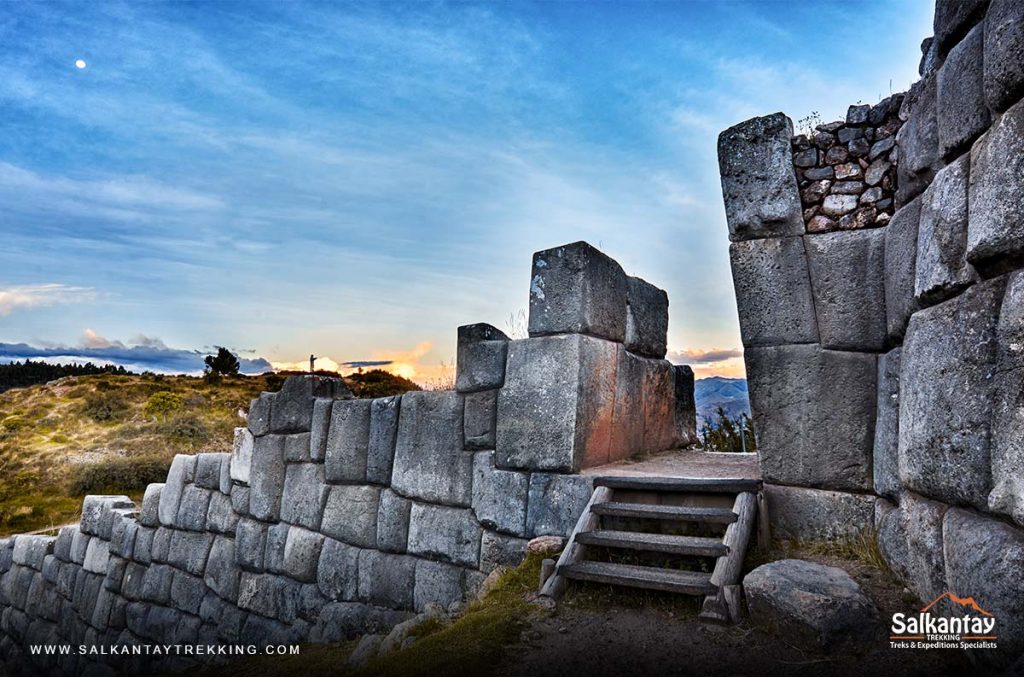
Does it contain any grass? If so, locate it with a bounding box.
[745,530,889,573]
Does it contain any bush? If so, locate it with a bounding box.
[70,454,172,495]
[82,392,130,422]
[144,391,184,419]
[157,413,209,442]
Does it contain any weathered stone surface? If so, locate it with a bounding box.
[270,375,353,434]
[284,433,312,463]
[53,526,74,563]
[80,495,133,538]
[846,104,870,125]
[248,392,273,436]
[985,0,1024,114]
[933,0,988,55]
[235,518,267,572]
[321,485,381,549]
[204,536,239,602]
[609,347,645,460]
[805,166,834,180]
[873,348,902,500]
[206,491,238,537]
[526,473,593,537]
[12,536,54,571]
[137,484,162,529]
[821,194,858,216]
[746,345,876,491]
[391,391,471,505]
[455,323,510,393]
[988,271,1024,526]
[175,485,211,532]
[407,503,480,567]
[158,455,196,528]
[238,572,301,624]
[249,435,286,522]
[231,427,254,485]
[283,527,324,584]
[896,75,938,206]
[264,521,290,575]
[673,365,698,447]
[884,197,922,340]
[325,399,373,483]
[764,485,876,541]
[463,390,497,451]
[317,537,360,601]
[357,550,415,609]
[479,531,528,573]
[640,358,677,453]
[110,514,138,559]
[744,559,879,650]
[900,277,1004,510]
[915,154,978,305]
[943,508,1024,659]
[718,113,804,241]
[877,492,947,604]
[167,530,214,576]
[376,490,412,554]
[170,570,206,615]
[805,229,887,351]
[938,24,989,158]
[194,453,224,490]
[310,602,410,644]
[527,241,628,342]
[281,463,328,531]
[624,276,669,358]
[472,452,528,536]
[967,99,1024,270]
[413,559,464,613]
[231,485,250,517]
[367,396,401,483]
[728,237,819,347]
[792,147,817,167]
[141,564,173,605]
[309,398,333,462]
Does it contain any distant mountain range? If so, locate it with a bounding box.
[693,377,750,429]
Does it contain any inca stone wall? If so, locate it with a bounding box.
[0,240,696,674]
[720,0,1024,665]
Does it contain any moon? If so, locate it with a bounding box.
[75,59,87,69]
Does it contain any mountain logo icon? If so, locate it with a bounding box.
[921,592,993,617]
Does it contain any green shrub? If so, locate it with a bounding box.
[82,392,130,422]
[157,413,209,442]
[70,454,172,495]
[144,391,184,419]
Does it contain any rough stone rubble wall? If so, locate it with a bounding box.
[719,0,1024,664]
[0,240,696,674]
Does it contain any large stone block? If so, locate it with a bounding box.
[933,0,988,55]
[309,398,332,462]
[746,345,876,491]
[321,485,380,548]
[194,452,224,490]
[284,433,312,463]
[877,492,947,604]
[463,390,497,451]
[376,489,412,553]
[12,536,54,571]
[895,75,938,206]
[967,99,1024,271]
[805,229,887,351]
[270,375,353,434]
[729,237,819,347]
[915,154,978,305]
[496,335,617,472]
[391,391,471,506]
[236,518,268,572]
[248,392,273,436]
[175,484,211,532]
[80,495,133,538]
[413,559,465,613]
[479,531,529,573]
[984,0,1024,113]
[471,451,529,536]
[884,196,922,341]
[407,503,481,567]
[937,24,989,158]
[167,530,214,576]
[455,323,510,393]
[280,462,328,531]
[673,365,698,446]
[264,521,290,575]
[237,572,301,624]
[527,241,628,342]
[526,473,594,537]
[139,484,163,528]
[283,527,325,584]
[357,550,415,610]
[231,427,254,485]
[367,395,401,483]
[317,537,360,601]
[900,277,1004,509]
[989,271,1024,525]
[170,570,206,615]
[717,112,804,241]
[609,348,645,461]
[204,536,240,602]
[640,357,677,454]
[872,348,902,500]
[325,399,372,483]
[249,434,286,522]
[624,276,669,358]
[764,485,875,541]
[943,508,1024,660]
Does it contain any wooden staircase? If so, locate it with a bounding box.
[539,476,763,623]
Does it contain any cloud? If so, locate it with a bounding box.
[270,357,394,373]
[0,332,272,375]
[669,347,743,364]
[0,284,94,317]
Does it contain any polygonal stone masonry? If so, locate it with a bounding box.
[463,390,497,451]
[376,489,412,554]
[325,399,372,483]
[321,485,380,549]
[269,375,353,434]
[984,0,1024,114]
[249,435,286,522]
[367,395,401,484]
[525,473,594,538]
[937,23,989,158]
[624,276,669,358]
[455,323,510,393]
[885,196,922,341]
[230,428,254,485]
[471,452,528,536]
[877,491,947,605]
[872,348,902,500]
[391,391,471,506]
[764,484,876,542]
[915,154,977,306]
[280,463,328,531]
[406,503,481,568]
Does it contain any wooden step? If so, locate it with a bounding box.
[592,476,760,494]
[561,561,716,595]
[575,530,728,557]
[592,502,737,524]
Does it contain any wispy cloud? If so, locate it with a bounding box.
[669,347,743,365]
[0,284,94,317]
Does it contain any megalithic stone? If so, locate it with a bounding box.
[455,323,509,393]
[269,375,354,434]
[624,276,669,359]
[673,365,698,447]
[527,241,628,342]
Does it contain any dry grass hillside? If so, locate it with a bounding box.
[0,369,420,537]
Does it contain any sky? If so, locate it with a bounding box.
[0,0,933,382]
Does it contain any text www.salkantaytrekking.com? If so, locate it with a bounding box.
[29,644,300,657]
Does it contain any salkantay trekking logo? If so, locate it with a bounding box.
[890,592,998,650]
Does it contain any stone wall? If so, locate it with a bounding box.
[0,240,696,674]
[719,0,1024,665]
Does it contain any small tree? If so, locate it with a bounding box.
[204,347,240,377]
[700,407,757,453]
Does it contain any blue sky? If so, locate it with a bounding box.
[0,0,932,380]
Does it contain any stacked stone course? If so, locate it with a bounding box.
[0,240,697,674]
[720,0,1024,665]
